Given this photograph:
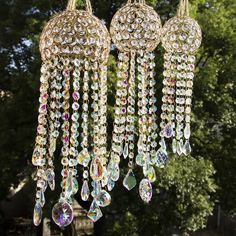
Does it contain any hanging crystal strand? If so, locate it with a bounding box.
[59,58,73,200]
[45,56,62,191]
[32,61,51,226]
[90,61,103,200]
[51,59,74,228]
[148,53,159,166]
[144,52,156,183]
[67,58,82,197]
[159,52,176,157]
[97,61,109,187]
[137,52,155,203]
[175,53,186,156]
[136,52,148,173]
[123,51,137,191]
[107,52,129,189]
[183,54,195,155]
[88,61,111,222]
[79,61,91,202]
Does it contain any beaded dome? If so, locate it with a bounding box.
[162,16,202,53]
[110,3,162,52]
[40,10,110,62]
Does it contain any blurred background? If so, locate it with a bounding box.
[0,0,235,235]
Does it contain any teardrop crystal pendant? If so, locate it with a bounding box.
[146,166,156,183]
[123,169,137,191]
[139,179,152,203]
[33,202,42,226]
[81,180,90,201]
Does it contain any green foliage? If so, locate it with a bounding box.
[98,156,216,236]
[0,0,235,235]
[157,156,216,233]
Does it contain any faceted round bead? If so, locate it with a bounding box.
[163,124,173,138]
[95,190,111,207]
[52,201,74,227]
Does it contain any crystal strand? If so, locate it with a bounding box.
[90,62,104,198]
[138,53,156,203]
[143,53,152,177]
[98,62,109,188]
[46,57,62,191]
[32,61,51,167]
[159,52,177,155]
[51,59,74,228]
[136,52,146,169]
[148,53,159,166]
[123,51,137,191]
[161,53,175,144]
[183,54,195,155]
[137,52,148,172]
[68,58,81,197]
[79,61,91,201]
[88,60,110,221]
[59,59,72,201]
[144,53,156,183]
[32,60,51,226]
[108,52,129,187]
[175,53,185,156]
[168,53,177,154]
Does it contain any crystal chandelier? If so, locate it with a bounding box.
[31,0,202,228]
[32,0,111,227]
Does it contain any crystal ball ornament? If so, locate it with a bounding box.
[109,0,162,204]
[32,0,111,226]
[110,3,162,52]
[40,10,110,62]
[159,6,202,157]
[52,202,74,227]
[162,16,202,53]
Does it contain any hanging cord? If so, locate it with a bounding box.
[177,0,189,17]
[85,0,93,13]
[127,0,146,4]
[184,0,189,16]
[127,0,138,4]
[139,0,145,4]
[66,0,92,13]
[66,0,76,10]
